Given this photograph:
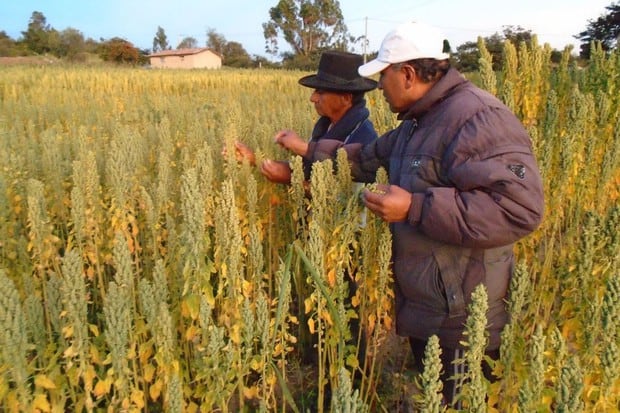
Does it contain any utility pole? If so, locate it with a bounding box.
[363,16,368,63]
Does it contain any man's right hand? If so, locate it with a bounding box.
[260,160,292,184]
[230,141,256,166]
[274,130,308,157]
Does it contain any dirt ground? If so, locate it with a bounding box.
[0,56,59,65]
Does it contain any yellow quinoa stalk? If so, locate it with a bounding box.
[197,295,236,411]
[496,260,531,407]
[246,174,265,289]
[539,90,559,184]
[40,128,70,220]
[597,113,620,210]
[289,155,308,232]
[556,357,584,413]
[500,40,518,113]
[269,248,298,412]
[22,293,46,365]
[60,249,95,411]
[155,302,183,413]
[26,178,60,282]
[330,366,369,413]
[70,150,105,302]
[103,280,132,408]
[518,36,552,127]
[0,269,32,410]
[477,36,497,96]
[356,170,393,407]
[179,167,206,295]
[600,273,620,394]
[102,232,140,409]
[457,284,489,412]
[519,324,546,412]
[306,159,338,410]
[195,142,216,230]
[153,117,174,216]
[603,205,620,277]
[413,335,446,413]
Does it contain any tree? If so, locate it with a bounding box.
[452,26,534,72]
[0,31,19,57]
[177,36,198,49]
[262,0,351,60]
[152,26,169,52]
[98,37,140,64]
[206,28,227,55]
[576,2,620,58]
[55,28,86,60]
[22,11,52,54]
[223,41,252,67]
[206,29,254,68]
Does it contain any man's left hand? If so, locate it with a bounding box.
[362,184,412,223]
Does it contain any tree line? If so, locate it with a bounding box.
[1,1,619,69]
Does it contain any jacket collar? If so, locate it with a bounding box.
[312,99,370,140]
[398,68,467,121]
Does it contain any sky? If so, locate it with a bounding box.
[0,0,613,59]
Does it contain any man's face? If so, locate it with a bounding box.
[378,64,408,113]
[310,89,349,121]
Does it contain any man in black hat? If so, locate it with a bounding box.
[234,50,378,184]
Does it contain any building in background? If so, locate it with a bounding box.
[147,48,222,69]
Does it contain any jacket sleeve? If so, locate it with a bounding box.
[306,129,397,183]
[410,108,545,248]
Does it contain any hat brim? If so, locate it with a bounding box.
[358,59,391,78]
[298,74,377,92]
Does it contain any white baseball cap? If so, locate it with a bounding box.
[358,21,450,77]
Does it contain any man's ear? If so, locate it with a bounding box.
[402,64,416,86]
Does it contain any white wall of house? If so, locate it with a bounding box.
[149,49,222,69]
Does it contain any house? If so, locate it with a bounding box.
[147,48,222,69]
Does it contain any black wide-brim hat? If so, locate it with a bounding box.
[298,51,377,93]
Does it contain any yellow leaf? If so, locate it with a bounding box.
[242,279,253,298]
[131,388,145,409]
[93,376,112,398]
[346,354,359,369]
[33,393,51,412]
[63,345,77,358]
[304,297,314,314]
[308,318,316,334]
[139,342,153,364]
[230,324,241,345]
[149,379,164,401]
[62,325,74,339]
[326,268,336,287]
[181,294,200,319]
[143,363,156,383]
[243,385,259,399]
[250,358,263,372]
[34,375,57,390]
[88,323,100,336]
[185,325,200,341]
[90,344,103,365]
[83,365,97,391]
[187,402,200,413]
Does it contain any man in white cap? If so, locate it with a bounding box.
[276,21,544,405]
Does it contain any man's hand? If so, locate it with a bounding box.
[362,184,412,222]
[274,130,308,157]
[223,141,256,165]
[260,160,292,184]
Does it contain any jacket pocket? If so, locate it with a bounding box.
[433,248,468,318]
[395,254,448,315]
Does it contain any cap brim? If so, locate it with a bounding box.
[298,74,377,92]
[358,59,390,77]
